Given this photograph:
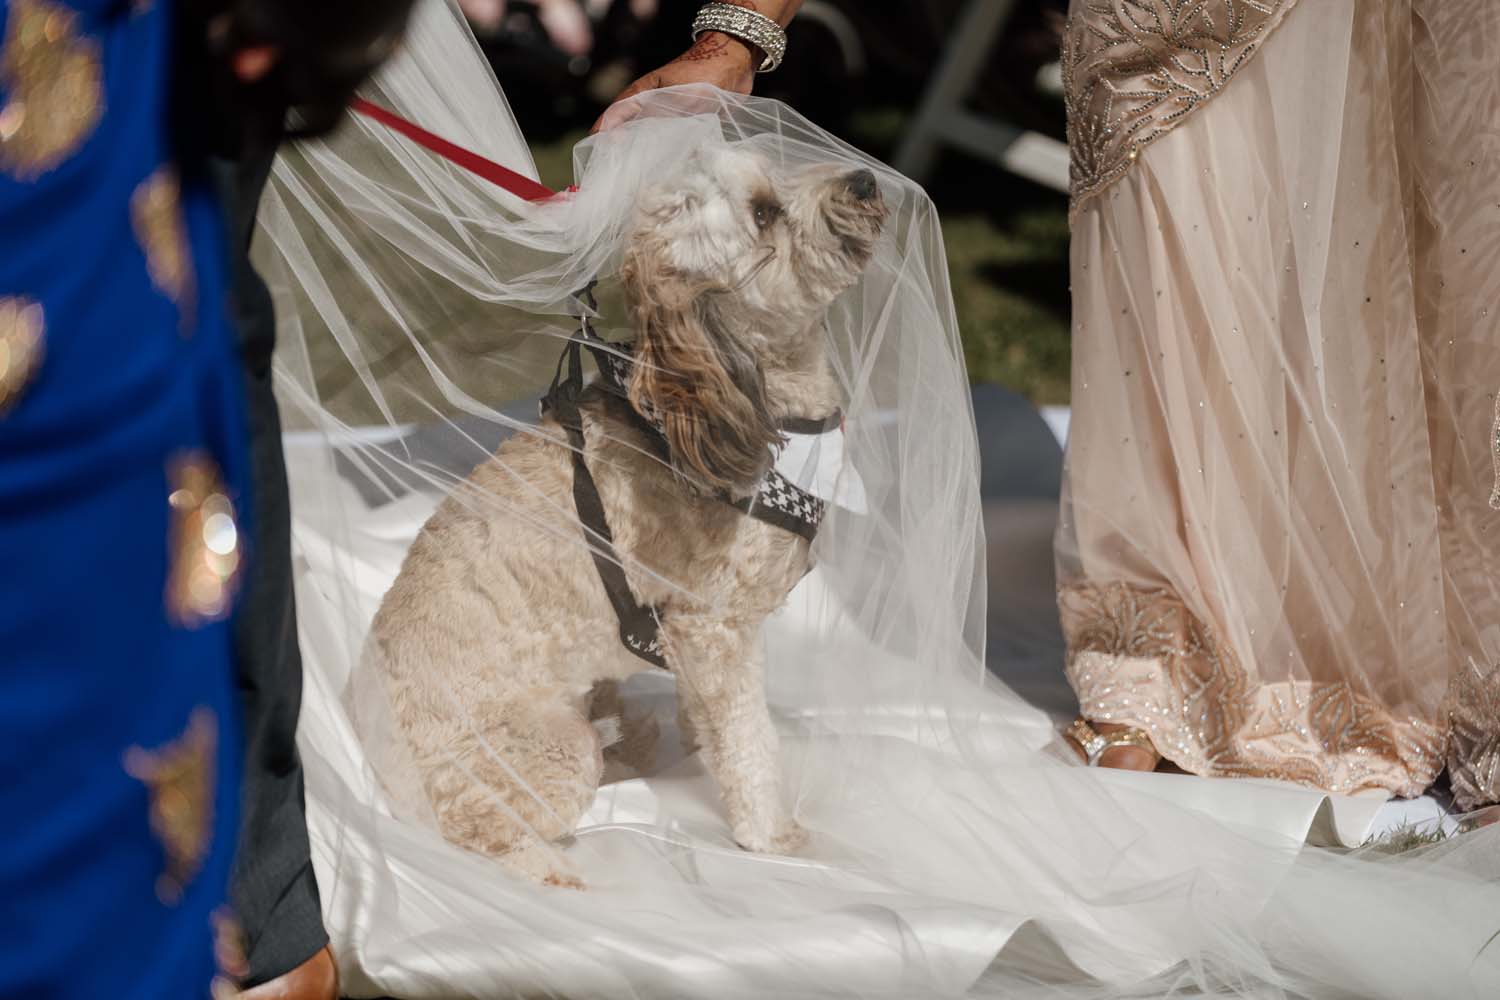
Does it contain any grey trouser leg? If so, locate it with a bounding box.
[214,152,330,986]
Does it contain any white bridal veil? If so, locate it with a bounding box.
[258,2,1500,996]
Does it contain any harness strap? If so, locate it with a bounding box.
[543,298,668,669]
[542,284,836,666]
[779,412,842,435]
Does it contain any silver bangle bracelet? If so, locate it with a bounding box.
[691,3,788,74]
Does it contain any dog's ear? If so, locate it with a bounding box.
[620,236,779,497]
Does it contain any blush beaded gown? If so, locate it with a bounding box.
[1057,0,1500,809]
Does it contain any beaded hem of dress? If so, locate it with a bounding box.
[1059,582,1449,800]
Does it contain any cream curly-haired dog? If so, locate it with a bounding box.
[364,145,886,885]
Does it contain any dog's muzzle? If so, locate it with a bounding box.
[844,169,879,202]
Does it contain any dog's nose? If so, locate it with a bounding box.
[844,169,878,201]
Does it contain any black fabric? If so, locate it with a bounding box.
[212,150,329,986]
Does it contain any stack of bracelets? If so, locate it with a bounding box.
[691,2,789,73]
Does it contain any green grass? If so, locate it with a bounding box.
[525,107,1074,405]
[942,204,1071,404]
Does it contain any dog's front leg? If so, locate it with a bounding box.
[665,616,806,854]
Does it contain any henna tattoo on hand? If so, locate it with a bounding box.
[674,33,733,63]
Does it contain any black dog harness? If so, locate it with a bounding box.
[540,285,840,667]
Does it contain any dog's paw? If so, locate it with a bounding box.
[543,870,587,891]
[499,841,586,889]
[770,820,809,854]
[735,818,808,855]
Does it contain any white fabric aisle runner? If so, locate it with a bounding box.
[285,437,1432,998]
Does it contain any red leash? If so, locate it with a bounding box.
[350,97,565,203]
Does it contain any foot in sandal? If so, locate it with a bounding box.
[1066,718,1161,771]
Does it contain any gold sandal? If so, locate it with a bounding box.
[1066,718,1158,767]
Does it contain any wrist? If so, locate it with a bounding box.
[700,30,761,71]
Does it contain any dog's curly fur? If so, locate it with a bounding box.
[364,147,886,885]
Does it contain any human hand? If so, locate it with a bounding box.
[591,30,757,132]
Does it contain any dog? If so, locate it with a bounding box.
[363,144,887,885]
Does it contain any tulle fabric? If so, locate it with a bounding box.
[1057,0,1500,809]
[259,2,1500,996]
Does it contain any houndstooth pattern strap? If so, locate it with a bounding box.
[754,468,826,533]
[544,319,827,667]
[580,333,825,537]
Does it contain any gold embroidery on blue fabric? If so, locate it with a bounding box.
[132,168,196,323]
[0,296,43,414]
[210,907,249,998]
[124,708,217,905]
[0,0,104,179]
[165,452,241,627]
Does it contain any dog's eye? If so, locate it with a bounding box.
[752,200,781,230]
